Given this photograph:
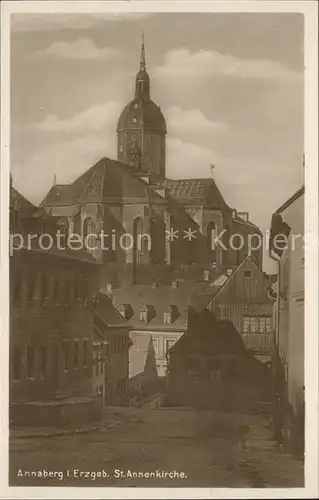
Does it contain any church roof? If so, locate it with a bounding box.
[155,178,231,210]
[41,157,166,206]
[117,97,167,133]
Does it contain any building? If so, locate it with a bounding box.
[92,325,108,403]
[269,187,304,457]
[10,185,100,426]
[167,311,268,410]
[129,332,161,408]
[40,38,263,289]
[93,290,131,406]
[111,277,212,377]
[190,255,274,362]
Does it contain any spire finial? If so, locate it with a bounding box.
[140,31,146,69]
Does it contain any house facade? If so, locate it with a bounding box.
[10,186,100,425]
[191,255,274,362]
[167,311,269,411]
[93,290,131,406]
[269,187,304,457]
[111,279,211,378]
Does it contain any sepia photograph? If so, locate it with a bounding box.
[1,1,318,497]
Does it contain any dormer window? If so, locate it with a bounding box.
[164,311,171,325]
[164,305,179,324]
[140,310,148,323]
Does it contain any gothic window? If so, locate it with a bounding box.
[206,221,217,262]
[133,217,143,265]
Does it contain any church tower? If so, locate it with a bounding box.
[117,35,167,180]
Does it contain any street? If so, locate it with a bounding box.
[9,406,304,488]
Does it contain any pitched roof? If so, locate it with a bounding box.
[129,332,157,379]
[275,186,304,215]
[112,280,214,331]
[155,178,231,210]
[41,157,166,206]
[189,255,267,312]
[10,187,37,216]
[93,290,130,328]
[170,319,248,356]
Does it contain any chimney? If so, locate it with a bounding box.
[232,209,237,219]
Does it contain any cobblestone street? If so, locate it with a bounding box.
[9,407,304,488]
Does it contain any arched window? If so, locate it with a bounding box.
[206,221,217,263]
[133,217,143,266]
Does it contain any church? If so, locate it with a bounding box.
[41,37,263,288]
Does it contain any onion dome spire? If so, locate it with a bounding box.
[135,32,150,100]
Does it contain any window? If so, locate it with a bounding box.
[152,338,160,356]
[39,346,47,377]
[82,339,88,367]
[266,317,272,332]
[132,117,137,124]
[244,270,251,278]
[53,276,60,305]
[40,274,50,306]
[63,341,69,371]
[134,104,139,109]
[165,339,175,354]
[27,274,36,303]
[259,317,266,333]
[243,316,272,334]
[243,317,258,333]
[26,345,35,378]
[139,310,147,323]
[164,312,171,325]
[12,348,21,381]
[73,340,79,369]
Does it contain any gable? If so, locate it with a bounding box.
[211,256,271,305]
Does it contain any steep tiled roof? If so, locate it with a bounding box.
[112,280,214,331]
[129,332,157,379]
[170,319,248,356]
[41,157,166,206]
[155,178,231,210]
[93,290,130,328]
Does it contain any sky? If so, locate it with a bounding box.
[10,12,304,271]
